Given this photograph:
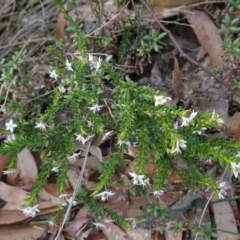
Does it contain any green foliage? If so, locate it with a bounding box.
[1,0,240,233]
[220,2,240,54]
[137,29,167,54]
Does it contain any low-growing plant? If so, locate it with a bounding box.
[1,0,240,236]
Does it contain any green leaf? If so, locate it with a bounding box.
[157,32,167,40]
[143,35,153,40]
[230,18,239,25]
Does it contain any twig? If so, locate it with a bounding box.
[139,0,240,98]
[54,142,91,240]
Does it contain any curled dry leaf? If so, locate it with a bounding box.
[16,148,38,185]
[185,10,223,69]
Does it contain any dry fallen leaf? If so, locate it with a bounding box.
[0,181,27,205]
[16,148,38,185]
[185,10,223,69]
[0,224,43,240]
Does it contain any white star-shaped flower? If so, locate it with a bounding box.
[5,119,17,133]
[102,130,114,141]
[75,134,94,144]
[51,166,59,172]
[129,172,150,187]
[218,182,230,199]
[170,139,187,155]
[66,59,73,71]
[95,191,115,201]
[35,122,48,130]
[58,193,68,199]
[19,205,40,217]
[66,197,78,206]
[75,134,86,144]
[47,221,55,226]
[67,151,82,161]
[117,140,131,147]
[181,111,198,127]
[231,162,240,178]
[88,104,103,113]
[236,152,240,158]
[193,127,207,135]
[154,95,172,106]
[58,86,66,93]
[49,69,58,80]
[88,54,94,63]
[93,222,106,228]
[152,190,164,197]
[94,57,102,71]
[3,169,16,175]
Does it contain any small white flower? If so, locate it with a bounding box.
[131,220,137,229]
[35,122,48,130]
[218,182,230,199]
[67,197,78,206]
[75,134,86,144]
[49,69,58,80]
[95,57,102,70]
[152,190,164,197]
[19,205,40,217]
[58,86,66,93]
[170,139,187,155]
[66,59,73,71]
[95,191,115,201]
[212,110,224,124]
[218,189,226,199]
[193,127,207,135]
[75,134,94,144]
[174,121,179,130]
[88,104,103,113]
[205,159,212,164]
[67,151,82,161]
[88,54,94,63]
[58,193,68,199]
[117,140,131,147]
[129,172,150,187]
[102,130,114,141]
[217,118,224,124]
[51,166,59,172]
[48,221,55,226]
[231,162,240,178]
[93,222,105,228]
[154,95,172,106]
[3,169,16,175]
[5,119,17,133]
[236,152,240,158]
[181,111,198,127]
